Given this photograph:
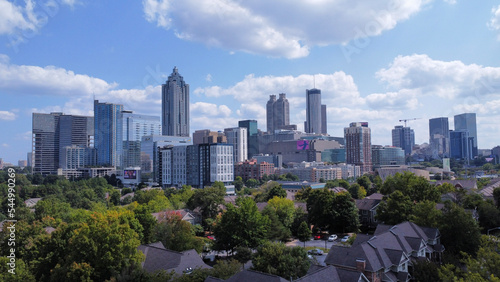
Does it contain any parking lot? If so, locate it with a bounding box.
[286,237,348,266]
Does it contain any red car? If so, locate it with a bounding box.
[207,235,215,240]
[314,234,322,240]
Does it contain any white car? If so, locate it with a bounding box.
[341,235,350,242]
[328,234,338,242]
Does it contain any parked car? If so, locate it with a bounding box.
[307,249,324,256]
[207,235,215,240]
[341,235,350,242]
[313,234,322,240]
[328,234,338,242]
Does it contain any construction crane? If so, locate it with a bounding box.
[399,118,420,127]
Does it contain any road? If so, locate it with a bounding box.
[286,238,347,266]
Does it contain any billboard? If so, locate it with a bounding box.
[297,140,309,150]
[124,170,137,179]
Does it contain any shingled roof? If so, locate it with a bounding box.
[224,269,288,282]
[296,265,369,282]
[138,242,211,275]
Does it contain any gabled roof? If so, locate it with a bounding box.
[365,193,384,200]
[152,209,196,222]
[138,243,211,275]
[24,197,42,207]
[355,198,381,211]
[225,269,288,282]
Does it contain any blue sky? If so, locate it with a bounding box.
[1,0,500,164]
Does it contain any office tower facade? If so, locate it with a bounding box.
[321,104,327,134]
[450,130,474,161]
[224,127,248,163]
[60,145,97,170]
[94,100,123,167]
[429,117,450,158]
[344,122,372,174]
[238,120,259,158]
[392,125,415,156]
[454,113,478,157]
[33,112,94,174]
[372,146,405,167]
[305,88,322,134]
[266,93,291,133]
[162,67,189,137]
[122,111,161,168]
[193,129,227,145]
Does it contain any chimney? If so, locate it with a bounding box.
[356,258,366,272]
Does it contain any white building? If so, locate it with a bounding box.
[210,144,234,184]
[224,127,248,163]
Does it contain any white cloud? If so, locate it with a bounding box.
[0,110,16,120]
[0,0,77,38]
[143,0,432,58]
[488,5,500,40]
[376,54,500,99]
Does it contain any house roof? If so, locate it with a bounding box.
[478,180,500,198]
[355,198,381,211]
[138,243,211,275]
[24,197,42,207]
[44,226,56,234]
[365,193,384,200]
[151,209,196,222]
[225,269,288,282]
[325,222,440,275]
[434,179,477,190]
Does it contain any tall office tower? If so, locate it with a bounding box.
[33,112,94,174]
[454,113,478,157]
[224,127,248,163]
[305,88,322,134]
[266,95,276,133]
[122,111,161,168]
[239,120,259,158]
[450,130,474,161]
[321,104,327,134]
[94,100,124,167]
[344,122,372,174]
[266,93,291,133]
[162,67,189,137]
[429,117,450,158]
[392,125,415,156]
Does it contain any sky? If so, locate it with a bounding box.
[0,0,500,164]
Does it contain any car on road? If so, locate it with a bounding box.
[207,235,215,240]
[313,234,322,240]
[307,248,324,256]
[340,235,350,242]
[328,234,338,242]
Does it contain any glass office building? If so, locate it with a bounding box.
[122,111,161,168]
[94,100,123,168]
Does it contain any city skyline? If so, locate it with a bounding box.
[1,1,500,163]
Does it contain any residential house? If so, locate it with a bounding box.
[138,242,211,275]
[355,193,383,229]
[296,265,369,282]
[152,209,201,225]
[324,222,444,282]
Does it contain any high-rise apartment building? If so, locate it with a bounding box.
[224,127,248,163]
[238,120,259,158]
[392,125,415,156]
[344,122,372,174]
[94,100,123,167]
[305,88,322,134]
[266,93,292,133]
[429,117,450,158]
[122,111,161,168]
[454,113,477,157]
[32,112,94,174]
[162,67,189,137]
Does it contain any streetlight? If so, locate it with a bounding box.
[487,227,500,235]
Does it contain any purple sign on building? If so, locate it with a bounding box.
[297,140,309,150]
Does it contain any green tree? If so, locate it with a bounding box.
[252,241,310,280]
[376,191,413,225]
[478,201,500,234]
[412,259,440,282]
[267,196,295,228]
[213,197,270,253]
[296,221,312,247]
[187,186,225,226]
[494,187,500,209]
[234,176,244,191]
[245,178,259,188]
[233,246,252,268]
[331,192,360,233]
[0,258,36,282]
[262,207,291,242]
[439,202,481,257]
[266,184,287,200]
[410,200,442,228]
[133,204,158,244]
[348,183,366,199]
[153,211,204,253]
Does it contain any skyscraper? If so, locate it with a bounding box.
[32,112,94,174]
[224,127,248,163]
[321,104,327,134]
[305,88,322,134]
[450,130,473,161]
[266,93,291,133]
[162,67,189,137]
[122,111,161,168]
[392,125,415,156]
[344,122,372,174]
[429,117,450,158]
[94,100,123,167]
[238,120,259,158]
[454,113,477,157]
